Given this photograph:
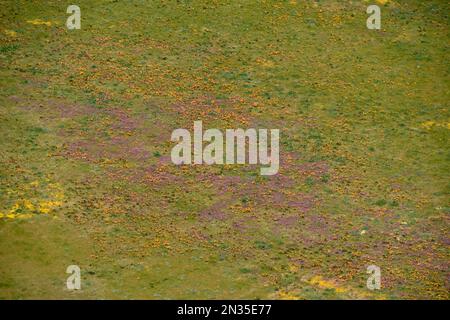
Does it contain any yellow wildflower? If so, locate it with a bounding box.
[309,275,347,293]
[23,200,34,211]
[421,121,435,130]
[30,181,39,187]
[9,203,20,213]
[27,19,52,26]
[4,29,17,37]
[275,290,299,300]
[17,213,34,219]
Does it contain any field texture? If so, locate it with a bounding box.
[0,0,449,299]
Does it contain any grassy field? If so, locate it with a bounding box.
[0,0,448,299]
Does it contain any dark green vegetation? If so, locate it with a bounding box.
[0,0,448,299]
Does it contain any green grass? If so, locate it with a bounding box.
[0,0,448,299]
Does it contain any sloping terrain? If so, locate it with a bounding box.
[0,0,448,299]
